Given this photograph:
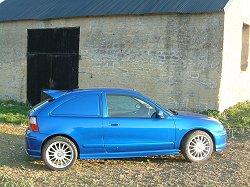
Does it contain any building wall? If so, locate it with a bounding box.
[0,13,224,111]
[220,0,250,111]
[78,14,224,111]
[0,22,27,102]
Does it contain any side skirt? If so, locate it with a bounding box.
[79,149,180,160]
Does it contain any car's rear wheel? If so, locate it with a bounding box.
[181,130,213,162]
[42,136,77,170]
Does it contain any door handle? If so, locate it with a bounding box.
[108,122,119,126]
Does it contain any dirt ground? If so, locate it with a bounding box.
[0,123,249,187]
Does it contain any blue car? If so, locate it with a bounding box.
[26,88,227,170]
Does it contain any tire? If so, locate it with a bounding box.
[42,136,78,171]
[181,130,214,162]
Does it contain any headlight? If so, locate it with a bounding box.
[208,116,220,123]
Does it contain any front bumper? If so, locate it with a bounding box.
[25,129,47,158]
[212,129,227,152]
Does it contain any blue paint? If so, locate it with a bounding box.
[26,88,227,160]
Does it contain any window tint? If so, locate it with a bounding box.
[52,94,100,116]
[106,95,156,118]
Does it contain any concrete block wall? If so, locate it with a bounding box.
[0,13,224,111]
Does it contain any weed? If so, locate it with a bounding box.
[201,101,250,129]
[0,100,30,125]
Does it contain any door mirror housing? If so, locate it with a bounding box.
[157,110,165,119]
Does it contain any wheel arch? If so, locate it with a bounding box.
[41,134,80,158]
[179,129,216,151]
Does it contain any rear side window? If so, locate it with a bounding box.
[52,94,100,116]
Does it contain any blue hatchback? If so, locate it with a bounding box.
[26,88,227,170]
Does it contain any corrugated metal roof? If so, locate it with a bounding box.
[0,0,229,22]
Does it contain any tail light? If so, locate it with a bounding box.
[29,116,39,132]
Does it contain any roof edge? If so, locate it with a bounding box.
[0,11,224,23]
[223,0,234,12]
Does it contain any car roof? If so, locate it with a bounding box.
[69,88,141,95]
[43,88,145,100]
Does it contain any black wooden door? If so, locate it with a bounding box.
[27,27,80,106]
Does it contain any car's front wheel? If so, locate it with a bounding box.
[181,130,214,162]
[42,136,78,170]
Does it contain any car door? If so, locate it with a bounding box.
[103,94,176,153]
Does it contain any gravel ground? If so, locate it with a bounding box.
[0,123,249,187]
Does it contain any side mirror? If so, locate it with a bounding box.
[157,111,165,119]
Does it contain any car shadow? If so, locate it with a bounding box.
[111,154,187,164]
[0,132,49,171]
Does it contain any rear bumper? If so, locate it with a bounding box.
[25,129,47,159]
[212,129,227,152]
[26,149,41,158]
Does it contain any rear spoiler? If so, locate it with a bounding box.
[42,90,68,100]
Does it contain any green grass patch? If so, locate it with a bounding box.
[201,101,250,129]
[0,100,30,125]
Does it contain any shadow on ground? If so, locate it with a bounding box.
[0,132,48,170]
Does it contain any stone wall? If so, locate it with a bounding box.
[0,21,27,102]
[219,0,250,111]
[0,13,224,111]
[78,14,224,111]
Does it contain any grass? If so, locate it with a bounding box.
[201,101,250,129]
[0,100,30,125]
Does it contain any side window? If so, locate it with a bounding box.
[106,95,156,118]
[52,94,100,116]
